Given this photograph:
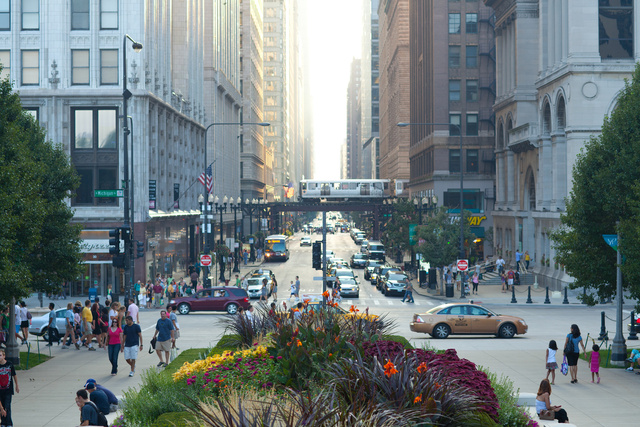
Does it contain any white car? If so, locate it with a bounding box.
[245,276,272,299]
[29,308,68,341]
[300,236,312,246]
[338,278,360,298]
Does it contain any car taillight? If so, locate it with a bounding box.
[414,315,424,323]
[244,297,249,302]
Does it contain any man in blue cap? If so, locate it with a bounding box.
[84,379,118,412]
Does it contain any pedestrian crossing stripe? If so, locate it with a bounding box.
[282,295,435,307]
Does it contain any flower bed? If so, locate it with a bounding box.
[172,345,268,382]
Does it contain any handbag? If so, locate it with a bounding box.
[149,337,157,354]
[170,347,178,362]
[539,409,555,420]
[560,356,569,376]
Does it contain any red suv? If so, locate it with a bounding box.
[170,286,249,315]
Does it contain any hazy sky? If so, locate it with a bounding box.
[305,1,363,180]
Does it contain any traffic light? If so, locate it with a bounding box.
[312,241,322,270]
[136,240,145,258]
[109,228,121,255]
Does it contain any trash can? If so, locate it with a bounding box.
[445,283,454,298]
[88,287,98,303]
[428,268,437,289]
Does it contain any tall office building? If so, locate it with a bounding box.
[485,0,639,288]
[0,0,207,295]
[378,0,410,182]
[239,0,267,203]
[361,0,380,179]
[346,58,362,179]
[408,0,496,259]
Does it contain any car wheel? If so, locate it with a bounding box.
[432,323,451,339]
[177,303,191,315]
[226,303,239,315]
[499,323,516,338]
[42,327,60,343]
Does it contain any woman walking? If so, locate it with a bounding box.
[564,324,586,383]
[107,319,123,375]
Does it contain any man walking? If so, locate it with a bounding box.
[295,276,301,298]
[82,300,96,350]
[46,302,58,346]
[401,279,415,303]
[166,305,180,350]
[151,310,174,367]
[126,298,139,324]
[515,250,522,272]
[61,302,80,349]
[496,255,505,275]
[153,282,163,309]
[121,315,143,377]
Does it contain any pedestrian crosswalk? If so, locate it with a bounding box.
[280,291,436,308]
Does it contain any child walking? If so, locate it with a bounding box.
[545,340,558,385]
[590,344,600,383]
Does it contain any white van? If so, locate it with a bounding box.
[367,241,385,254]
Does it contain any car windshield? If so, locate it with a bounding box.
[368,261,383,268]
[336,270,354,277]
[354,254,366,259]
[387,274,406,281]
[266,242,286,252]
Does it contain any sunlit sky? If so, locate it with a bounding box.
[305,1,363,180]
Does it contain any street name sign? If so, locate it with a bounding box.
[94,189,123,198]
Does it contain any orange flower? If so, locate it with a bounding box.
[296,339,302,347]
[434,382,441,390]
[328,353,333,357]
[322,291,330,298]
[349,305,359,313]
[335,336,339,343]
[414,395,422,404]
[384,360,399,377]
[417,362,427,374]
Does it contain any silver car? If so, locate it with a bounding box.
[246,276,272,299]
[338,278,360,298]
[29,308,69,341]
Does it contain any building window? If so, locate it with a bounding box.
[449,80,461,101]
[443,189,483,212]
[466,13,478,34]
[23,107,38,121]
[450,113,461,136]
[0,0,9,31]
[467,149,478,173]
[71,50,90,85]
[449,45,461,68]
[466,114,478,136]
[71,108,118,206]
[240,162,244,179]
[599,1,633,59]
[72,0,90,30]
[0,50,9,79]
[22,0,39,30]
[466,80,478,102]
[100,0,118,29]
[21,50,39,85]
[100,49,118,85]
[448,13,461,34]
[449,149,461,173]
[466,45,478,68]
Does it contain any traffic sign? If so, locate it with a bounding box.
[94,189,123,198]
[457,259,469,271]
[200,254,212,266]
[603,234,617,251]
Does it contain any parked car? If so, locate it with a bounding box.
[338,277,360,298]
[382,272,409,296]
[300,236,312,246]
[368,250,386,262]
[29,308,68,341]
[170,286,250,315]
[350,253,369,269]
[360,240,369,253]
[364,260,385,280]
[410,303,528,339]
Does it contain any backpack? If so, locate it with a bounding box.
[85,401,109,427]
[564,337,575,355]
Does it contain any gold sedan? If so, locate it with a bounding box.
[410,303,528,339]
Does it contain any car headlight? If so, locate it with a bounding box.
[518,320,527,326]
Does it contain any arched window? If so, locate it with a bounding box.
[527,170,536,211]
[557,96,566,130]
[543,102,552,135]
[497,121,504,149]
[506,117,513,145]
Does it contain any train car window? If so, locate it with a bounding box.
[342,182,349,190]
[334,182,340,190]
[384,182,389,190]
[301,182,307,190]
[350,182,357,189]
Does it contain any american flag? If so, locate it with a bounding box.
[198,165,213,192]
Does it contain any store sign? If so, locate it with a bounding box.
[80,239,123,253]
[468,215,487,226]
[149,180,157,209]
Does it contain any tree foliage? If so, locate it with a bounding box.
[0,68,82,304]
[381,199,418,253]
[413,207,474,268]
[551,63,640,305]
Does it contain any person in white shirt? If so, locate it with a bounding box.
[166,305,180,349]
[496,256,505,274]
[126,299,139,324]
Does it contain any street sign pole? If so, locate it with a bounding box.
[611,230,627,366]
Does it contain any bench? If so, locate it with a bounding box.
[518,392,578,426]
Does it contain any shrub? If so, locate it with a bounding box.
[483,369,538,427]
[381,334,414,349]
[151,411,200,427]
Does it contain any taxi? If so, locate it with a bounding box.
[410,303,528,339]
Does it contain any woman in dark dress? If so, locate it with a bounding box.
[564,324,586,383]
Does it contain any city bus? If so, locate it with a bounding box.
[264,234,290,262]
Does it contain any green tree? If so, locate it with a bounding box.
[381,199,418,254]
[551,63,640,305]
[413,207,474,268]
[0,68,82,305]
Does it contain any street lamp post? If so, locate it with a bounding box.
[398,122,465,260]
[230,197,241,273]
[214,196,228,282]
[198,193,215,286]
[120,34,143,303]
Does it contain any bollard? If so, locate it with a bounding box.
[544,286,551,304]
[562,287,569,304]
[628,310,638,341]
[598,311,608,341]
[510,285,517,304]
[526,285,533,304]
